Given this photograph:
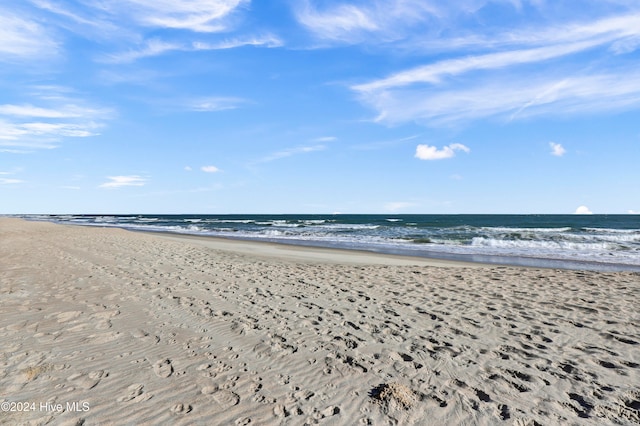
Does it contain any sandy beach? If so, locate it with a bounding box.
[1,218,639,425]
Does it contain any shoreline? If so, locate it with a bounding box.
[146,230,640,272]
[1,218,639,424]
[16,216,640,272]
[143,230,485,268]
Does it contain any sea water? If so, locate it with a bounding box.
[20,214,640,272]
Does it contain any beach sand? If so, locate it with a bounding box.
[1,218,638,425]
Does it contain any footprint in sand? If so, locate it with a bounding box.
[94,320,112,330]
[153,359,173,378]
[170,403,192,415]
[118,383,145,402]
[56,311,83,323]
[130,329,160,344]
[86,331,120,344]
[7,320,28,331]
[67,370,107,390]
[202,385,240,409]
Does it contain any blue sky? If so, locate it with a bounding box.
[1,0,639,214]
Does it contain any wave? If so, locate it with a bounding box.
[480,226,573,233]
[94,216,118,223]
[302,220,328,225]
[206,219,256,224]
[470,237,631,252]
[583,227,640,234]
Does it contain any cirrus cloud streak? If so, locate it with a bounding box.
[350,11,640,126]
[99,175,147,189]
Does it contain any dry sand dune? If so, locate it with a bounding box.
[1,218,639,425]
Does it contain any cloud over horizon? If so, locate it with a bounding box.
[575,205,593,215]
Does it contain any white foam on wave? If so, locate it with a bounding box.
[317,223,380,230]
[211,219,256,224]
[480,226,573,233]
[583,227,640,234]
[94,216,118,223]
[471,237,623,251]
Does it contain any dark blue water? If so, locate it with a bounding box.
[20,214,640,272]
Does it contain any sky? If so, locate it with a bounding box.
[1,0,639,214]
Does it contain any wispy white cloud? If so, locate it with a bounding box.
[549,142,566,156]
[188,97,247,112]
[201,165,221,173]
[0,103,105,119]
[254,144,326,164]
[99,175,147,189]
[412,12,640,53]
[351,10,640,125]
[415,143,470,160]
[19,122,100,138]
[312,136,337,142]
[28,0,124,41]
[0,10,60,61]
[0,120,63,149]
[352,40,607,93]
[25,0,272,65]
[298,1,640,49]
[0,178,24,185]
[295,0,439,44]
[193,34,283,50]
[102,39,182,63]
[0,89,112,150]
[296,2,378,43]
[628,209,640,214]
[358,71,640,126]
[104,33,282,63]
[113,0,249,33]
[0,171,24,185]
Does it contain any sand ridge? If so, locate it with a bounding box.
[0,218,639,425]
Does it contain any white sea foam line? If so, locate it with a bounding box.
[583,227,640,233]
[471,237,625,250]
[480,226,573,233]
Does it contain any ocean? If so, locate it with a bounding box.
[20,214,640,272]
